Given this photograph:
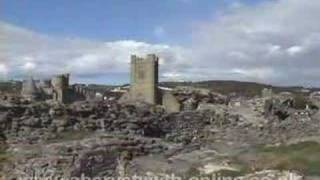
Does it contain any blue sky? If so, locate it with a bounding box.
[2,0,266,44]
[1,0,320,86]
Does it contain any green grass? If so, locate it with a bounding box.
[215,169,246,177]
[185,167,247,179]
[185,167,201,179]
[251,141,320,175]
[0,150,8,163]
[48,131,91,143]
[0,148,11,174]
[161,80,309,97]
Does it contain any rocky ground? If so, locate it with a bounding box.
[0,95,320,179]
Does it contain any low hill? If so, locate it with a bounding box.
[161,80,314,97]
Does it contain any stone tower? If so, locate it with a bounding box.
[51,74,69,103]
[130,54,159,104]
[21,76,40,101]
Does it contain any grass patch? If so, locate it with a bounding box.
[0,143,9,163]
[48,131,91,143]
[185,167,247,179]
[0,148,11,174]
[0,149,9,163]
[215,169,245,177]
[253,141,320,175]
[185,167,201,179]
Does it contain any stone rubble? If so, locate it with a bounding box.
[0,88,320,179]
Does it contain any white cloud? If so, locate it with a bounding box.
[0,64,8,76]
[228,51,249,60]
[0,22,188,83]
[189,0,320,86]
[287,46,304,56]
[23,62,37,71]
[2,0,320,86]
[162,72,184,81]
[232,67,274,81]
[267,45,281,55]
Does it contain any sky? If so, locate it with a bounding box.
[1,0,320,86]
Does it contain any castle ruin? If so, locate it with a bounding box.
[21,74,80,104]
[120,54,181,112]
[21,76,41,101]
[130,54,159,104]
[51,74,70,103]
[20,54,181,112]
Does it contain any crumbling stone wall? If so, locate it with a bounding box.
[51,74,70,103]
[21,76,41,101]
[73,84,98,101]
[262,88,273,98]
[161,90,181,113]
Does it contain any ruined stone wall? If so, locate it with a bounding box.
[21,77,40,101]
[162,90,181,113]
[51,74,69,90]
[72,84,98,101]
[130,54,159,104]
[51,74,69,103]
[262,88,273,98]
